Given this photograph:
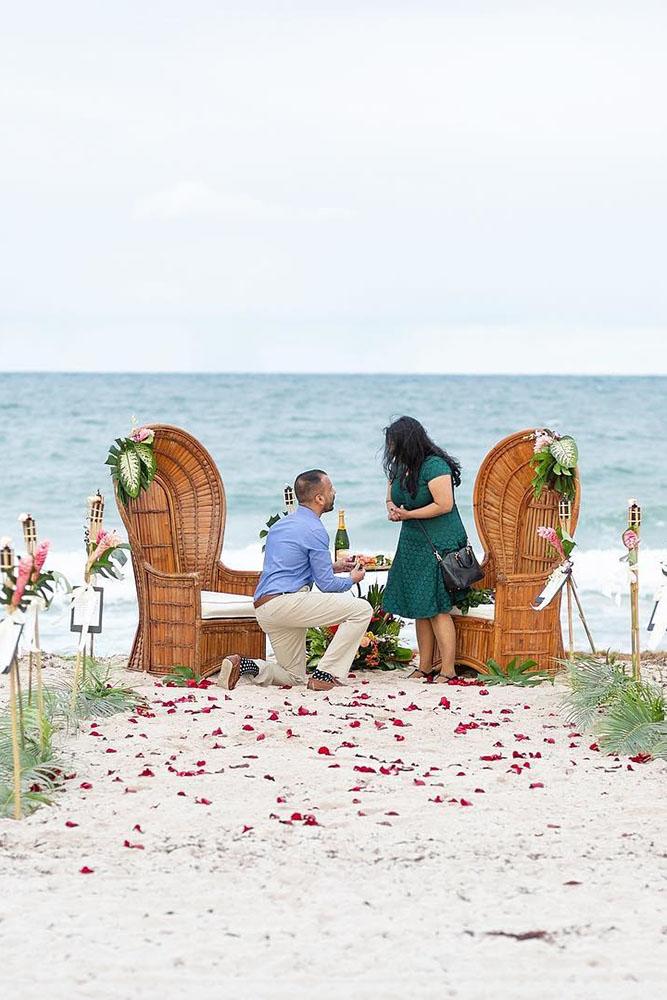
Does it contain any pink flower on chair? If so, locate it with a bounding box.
[537,526,565,560]
[130,426,154,444]
[533,430,555,453]
[11,555,33,608]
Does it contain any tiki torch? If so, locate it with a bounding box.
[20,513,37,556]
[87,492,105,547]
[283,484,297,513]
[625,499,641,680]
[0,538,15,581]
[1,537,21,818]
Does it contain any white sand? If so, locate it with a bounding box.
[1,658,666,1000]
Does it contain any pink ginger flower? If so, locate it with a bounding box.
[90,530,121,563]
[130,426,154,444]
[622,529,639,551]
[31,539,50,581]
[11,555,33,608]
[537,526,565,560]
[533,430,554,453]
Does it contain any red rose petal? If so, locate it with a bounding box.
[65,820,79,828]
[79,866,94,874]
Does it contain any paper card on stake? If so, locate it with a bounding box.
[532,562,571,611]
[0,616,24,674]
[70,586,104,635]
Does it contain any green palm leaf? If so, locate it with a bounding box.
[560,654,632,727]
[596,684,666,756]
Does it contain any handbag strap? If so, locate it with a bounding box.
[417,519,470,562]
[417,520,444,563]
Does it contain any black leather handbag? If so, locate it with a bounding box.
[418,521,484,592]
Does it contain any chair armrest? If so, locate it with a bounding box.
[215,561,261,597]
[496,572,557,585]
[143,562,200,588]
[143,563,201,620]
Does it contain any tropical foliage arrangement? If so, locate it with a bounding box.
[537,524,576,562]
[482,656,554,686]
[105,420,157,505]
[455,587,494,616]
[84,499,129,582]
[561,653,667,759]
[259,510,290,552]
[0,659,143,817]
[530,428,579,500]
[162,665,212,688]
[0,536,67,613]
[306,583,413,671]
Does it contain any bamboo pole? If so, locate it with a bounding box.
[34,614,47,754]
[569,578,597,654]
[9,657,22,820]
[71,649,83,712]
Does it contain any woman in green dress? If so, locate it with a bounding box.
[382,416,469,682]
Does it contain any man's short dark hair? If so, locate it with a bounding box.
[294,469,328,503]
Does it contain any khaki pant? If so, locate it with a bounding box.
[253,588,372,686]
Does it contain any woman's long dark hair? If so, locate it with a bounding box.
[383,416,462,497]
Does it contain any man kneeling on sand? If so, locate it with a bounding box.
[218,470,371,692]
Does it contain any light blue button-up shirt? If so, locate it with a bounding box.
[254,505,355,599]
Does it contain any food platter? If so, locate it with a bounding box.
[353,554,392,571]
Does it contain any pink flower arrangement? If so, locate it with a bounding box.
[130,426,154,444]
[89,529,122,565]
[622,529,639,551]
[533,429,555,453]
[536,525,565,560]
[31,539,50,581]
[11,555,33,608]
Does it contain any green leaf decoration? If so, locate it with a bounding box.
[482,656,552,686]
[134,442,157,481]
[118,446,142,498]
[550,435,578,469]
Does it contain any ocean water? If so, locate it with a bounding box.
[0,373,665,655]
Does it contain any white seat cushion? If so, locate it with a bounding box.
[451,603,495,621]
[200,591,257,620]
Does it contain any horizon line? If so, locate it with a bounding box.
[1,370,666,378]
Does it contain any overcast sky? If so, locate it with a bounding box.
[1,1,666,374]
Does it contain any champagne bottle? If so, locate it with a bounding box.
[335,510,350,560]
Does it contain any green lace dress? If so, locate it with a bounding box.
[383,455,469,619]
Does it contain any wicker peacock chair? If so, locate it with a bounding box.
[449,429,580,673]
[116,424,266,676]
